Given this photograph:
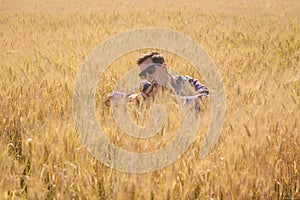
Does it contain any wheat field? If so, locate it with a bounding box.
[1,0,299,199]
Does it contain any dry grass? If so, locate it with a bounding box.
[0,0,299,199]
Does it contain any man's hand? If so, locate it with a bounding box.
[104,92,146,106]
[176,92,209,101]
[104,91,125,106]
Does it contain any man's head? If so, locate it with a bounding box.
[137,52,168,83]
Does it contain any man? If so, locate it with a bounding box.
[104,52,209,108]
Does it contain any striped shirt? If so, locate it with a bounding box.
[140,74,209,111]
[142,74,209,96]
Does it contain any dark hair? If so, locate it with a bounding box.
[136,52,165,65]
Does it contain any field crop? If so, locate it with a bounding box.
[0,0,299,199]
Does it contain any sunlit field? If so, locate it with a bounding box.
[0,0,299,199]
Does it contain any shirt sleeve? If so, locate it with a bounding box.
[184,75,209,94]
[141,80,152,94]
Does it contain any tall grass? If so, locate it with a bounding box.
[0,0,299,199]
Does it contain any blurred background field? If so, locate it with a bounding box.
[0,0,299,199]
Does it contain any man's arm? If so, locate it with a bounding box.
[185,75,209,95]
[104,80,155,106]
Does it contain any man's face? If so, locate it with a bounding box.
[139,57,167,83]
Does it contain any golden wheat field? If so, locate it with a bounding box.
[1,0,300,199]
